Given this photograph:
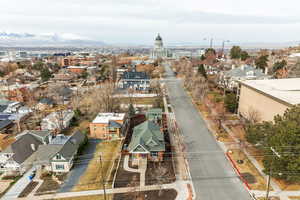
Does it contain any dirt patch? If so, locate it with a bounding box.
[113,156,140,188]
[18,181,39,197]
[36,177,60,194]
[145,130,175,185]
[113,189,177,200]
[241,172,256,184]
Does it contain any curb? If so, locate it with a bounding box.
[225,152,251,190]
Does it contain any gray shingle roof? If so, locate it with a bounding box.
[0,120,12,130]
[39,98,54,105]
[35,145,62,164]
[3,134,43,164]
[51,131,86,161]
[225,65,268,78]
[0,105,8,112]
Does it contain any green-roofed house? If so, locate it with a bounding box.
[128,120,165,164]
[146,108,163,124]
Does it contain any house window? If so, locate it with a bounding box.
[151,152,158,157]
[56,155,61,160]
[55,164,65,170]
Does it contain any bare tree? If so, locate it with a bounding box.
[247,107,261,124]
[78,82,120,117]
[192,76,208,101]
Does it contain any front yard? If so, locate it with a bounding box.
[71,140,121,191]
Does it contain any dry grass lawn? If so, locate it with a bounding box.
[71,140,121,192]
[229,149,269,191]
[0,181,12,193]
[289,197,300,199]
[274,179,300,191]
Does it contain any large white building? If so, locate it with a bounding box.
[150,34,170,59]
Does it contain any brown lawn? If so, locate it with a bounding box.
[229,149,269,191]
[71,140,121,191]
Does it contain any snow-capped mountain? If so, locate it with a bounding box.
[0,32,106,47]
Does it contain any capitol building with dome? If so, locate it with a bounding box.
[150,34,171,59]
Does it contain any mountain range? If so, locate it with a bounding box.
[0,32,106,47]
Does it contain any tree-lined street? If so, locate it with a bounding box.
[163,63,252,200]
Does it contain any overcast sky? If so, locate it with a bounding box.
[1,0,300,45]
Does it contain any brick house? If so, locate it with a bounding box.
[128,120,165,164]
[89,113,125,139]
[67,66,87,74]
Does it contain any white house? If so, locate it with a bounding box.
[218,64,270,90]
[41,110,74,131]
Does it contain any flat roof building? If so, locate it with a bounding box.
[238,78,300,122]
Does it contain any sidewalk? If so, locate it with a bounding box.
[2,167,35,200]
[123,155,147,187]
[18,181,186,200]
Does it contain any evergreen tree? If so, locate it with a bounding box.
[128,104,135,118]
[224,93,237,113]
[246,105,300,182]
[198,64,207,79]
[41,67,52,82]
[240,51,250,61]
[272,60,287,73]
[255,55,269,72]
[230,46,242,59]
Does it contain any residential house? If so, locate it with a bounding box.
[118,71,150,91]
[41,110,74,132]
[57,87,73,101]
[128,120,165,165]
[218,64,269,90]
[34,131,86,173]
[67,66,87,74]
[0,99,21,113]
[238,78,300,122]
[0,130,51,173]
[89,113,125,139]
[36,98,55,111]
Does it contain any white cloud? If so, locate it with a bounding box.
[0,0,300,44]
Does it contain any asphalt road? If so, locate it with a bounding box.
[163,63,252,200]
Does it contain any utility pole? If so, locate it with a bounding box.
[210,38,213,48]
[266,147,281,200]
[99,154,107,200]
[221,40,230,58]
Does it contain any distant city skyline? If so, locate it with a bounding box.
[1,0,300,45]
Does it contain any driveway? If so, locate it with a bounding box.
[163,63,252,200]
[59,139,101,192]
[2,167,35,200]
